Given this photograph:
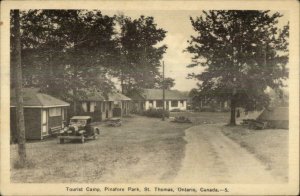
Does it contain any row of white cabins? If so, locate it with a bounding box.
[130,89,187,112]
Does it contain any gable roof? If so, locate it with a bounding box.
[11,88,70,108]
[80,90,131,102]
[257,107,289,121]
[135,89,188,100]
[80,90,106,101]
[107,92,131,101]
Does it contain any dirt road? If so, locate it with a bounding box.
[175,124,285,184]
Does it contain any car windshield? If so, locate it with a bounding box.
[70,119,86,126]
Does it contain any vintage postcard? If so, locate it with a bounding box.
[0,0,299,195]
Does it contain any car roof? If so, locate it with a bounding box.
[70,116,91,120]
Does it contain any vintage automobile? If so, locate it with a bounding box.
[58,116,100,144]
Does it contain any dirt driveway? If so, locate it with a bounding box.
[174,124,287,184]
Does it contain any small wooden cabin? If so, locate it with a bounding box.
[129,89,187,112]
[78,91,131,121]
[10,88,70,141]
[109,92,132,117]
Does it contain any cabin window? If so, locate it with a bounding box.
[114,101,121,108]
[49,107,61,117]
[109,102,112,110]
[85,101,95,112]
[42,110,47,133]
[156,100,163,107]
[171,100,178,107]
[91,102,96,112]
[82,102,87,112]
[62,109,65,128]
[102,102,106,112]
[86,102,91,112]
[62,109,65,120]
[180,100,184,107]
[149,100,153,108]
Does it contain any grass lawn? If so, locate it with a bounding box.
[221,125,289,182]
[10,115,196,183]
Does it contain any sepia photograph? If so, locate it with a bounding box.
[0,0,299,195]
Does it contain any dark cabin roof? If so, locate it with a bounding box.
[80,90,106,101]
[80,90,131,102]
[133,89,188,100]
[257,107,289,121]
[107,92,131,101]
[11,88,70,108]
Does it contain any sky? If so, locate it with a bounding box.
[102,10,289,92]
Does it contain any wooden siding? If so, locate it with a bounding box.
[48,116,62,129]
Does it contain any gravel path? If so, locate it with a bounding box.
[174,124,284,184]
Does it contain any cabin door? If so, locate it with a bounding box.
[41,109,48,137]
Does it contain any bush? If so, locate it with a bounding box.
[170,108,181,112]
[143,108,170,118]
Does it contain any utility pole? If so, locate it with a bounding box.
[162,61,165,121]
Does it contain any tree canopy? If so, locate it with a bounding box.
[186,10,289,124]
[158,77,175,90]
[114,15,167,94]
[11,10,168,114]
[16,10,117,103]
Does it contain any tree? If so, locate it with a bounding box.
[11,10,26,166]
[187,11,289,125]
[18,10,117,114]
[114,15,167,94]
[158,77,175,90]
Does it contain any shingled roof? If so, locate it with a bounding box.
[11,88,70,108]
[107,92,131,101]
[138,89,188,100]
[80,90,131,102]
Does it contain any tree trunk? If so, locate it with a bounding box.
[120,70,124,94]
[48,52,54,95]
[12,10,27,166]
[229,96,236,125]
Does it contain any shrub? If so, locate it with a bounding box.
[143,108,170,118]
